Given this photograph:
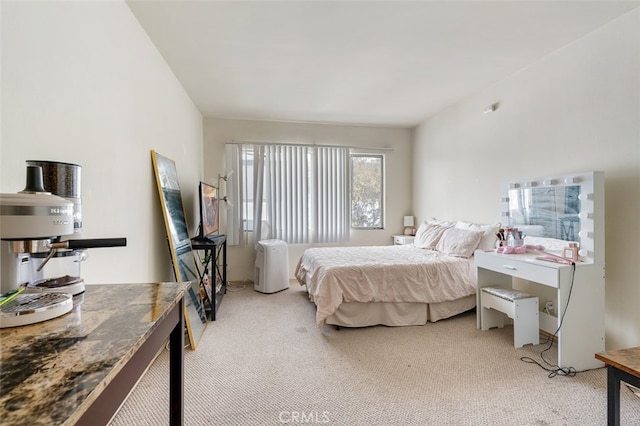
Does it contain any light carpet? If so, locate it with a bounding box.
[109,282,640,425]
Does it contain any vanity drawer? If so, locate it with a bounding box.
[476,253,559,287]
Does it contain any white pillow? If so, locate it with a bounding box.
[428,217,457,228]
[414,222,450,249]
[455,221,501,250]
[436,227,484,258]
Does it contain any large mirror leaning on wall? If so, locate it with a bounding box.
[500,171,604,265]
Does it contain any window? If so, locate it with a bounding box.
[351,154,384,229]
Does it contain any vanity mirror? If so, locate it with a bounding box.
[500,171,604,264]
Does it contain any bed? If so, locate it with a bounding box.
[295,219,500,327]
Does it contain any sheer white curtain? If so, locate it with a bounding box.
[225,143,350,245]
[224,144,246,246]
[252,144,266,242]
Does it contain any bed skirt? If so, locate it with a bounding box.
[323,295,476,327]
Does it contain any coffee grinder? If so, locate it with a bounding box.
[22,160,85,295]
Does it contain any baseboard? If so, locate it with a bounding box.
[539,329,558,344]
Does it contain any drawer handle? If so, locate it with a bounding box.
[502,265,517,271]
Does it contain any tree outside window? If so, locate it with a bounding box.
[351,154,384,229]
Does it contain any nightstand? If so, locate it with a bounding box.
[393,235,415,245]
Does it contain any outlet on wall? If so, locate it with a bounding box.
[545,301,555,315]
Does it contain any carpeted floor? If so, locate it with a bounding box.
[109,282,640,425]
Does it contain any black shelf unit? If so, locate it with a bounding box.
[191,234,227,321]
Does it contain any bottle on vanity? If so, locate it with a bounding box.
[563,243,579,262]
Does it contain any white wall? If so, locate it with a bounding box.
[413,10,640,349]
[1,1,203,284]
[203,118,413,281]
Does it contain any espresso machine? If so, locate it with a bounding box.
[0,163,126,328]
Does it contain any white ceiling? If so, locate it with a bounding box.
[127,1,639,128]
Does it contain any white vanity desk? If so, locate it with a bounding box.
[476,250,605,370]
[476,170,605,371]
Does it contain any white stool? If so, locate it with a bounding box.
[481,287,539,348]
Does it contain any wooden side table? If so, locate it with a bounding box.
[595,347,640,426]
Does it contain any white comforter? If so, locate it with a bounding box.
[295,245,477,326]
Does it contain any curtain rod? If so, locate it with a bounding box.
[225,140,393,152]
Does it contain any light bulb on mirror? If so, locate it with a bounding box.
[578,193,593,201]
[578,212,593,220]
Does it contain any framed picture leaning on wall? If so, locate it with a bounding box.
[151,150,207,350]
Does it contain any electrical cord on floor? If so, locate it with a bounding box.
[520,339,577,378]
[520,262,588,377]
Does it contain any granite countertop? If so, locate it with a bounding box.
[0,282,187,425]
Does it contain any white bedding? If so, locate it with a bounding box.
[295,244,477,326]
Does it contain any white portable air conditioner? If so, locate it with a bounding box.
[255,239,289,294]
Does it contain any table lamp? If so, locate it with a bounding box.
[403,216,415,236]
